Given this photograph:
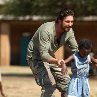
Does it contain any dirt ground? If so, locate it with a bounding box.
[2,75,61,97]
[1,75,97,97]
[0,66,97,97]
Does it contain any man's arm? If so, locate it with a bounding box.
[66,29,78,53]
[38,29,63,66]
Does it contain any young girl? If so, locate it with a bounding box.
[62,39,97,97]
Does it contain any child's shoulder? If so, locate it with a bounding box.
[73,52,79,56]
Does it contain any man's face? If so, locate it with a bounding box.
[61,16,74,32]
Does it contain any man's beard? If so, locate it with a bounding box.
[61,26,71,32]
[65,27,71,32]
[61,23,71,32]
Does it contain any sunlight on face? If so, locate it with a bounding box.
[62,16,74,31]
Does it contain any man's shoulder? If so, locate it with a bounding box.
[66,28,74,37]
[42,21,55,26]
[69,28,74,33]
[39,21,55,34]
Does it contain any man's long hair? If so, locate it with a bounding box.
[56,7,74,23]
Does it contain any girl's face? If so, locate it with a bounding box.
[79,48,91,57]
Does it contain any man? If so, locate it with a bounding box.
[26,7,78,97]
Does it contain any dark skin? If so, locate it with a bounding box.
[92,52,97,67]
[0,82,6,97]
[61,48,97,75]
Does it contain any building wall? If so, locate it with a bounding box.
[74,21,97,51]
[0,20,97,66]
[9,21,43,65]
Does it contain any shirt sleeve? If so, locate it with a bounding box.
[66,29,78,54]
[38,29,53,62]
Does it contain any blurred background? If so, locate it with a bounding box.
[0,0,97,97]
[0,0,97,66]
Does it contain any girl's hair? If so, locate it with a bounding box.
[56,7,74,23]
[78,39,92,49]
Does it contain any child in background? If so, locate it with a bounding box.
[93,51,97,75]
[89,51,94,75]
[61,39,97,97]
[0,71,6,97]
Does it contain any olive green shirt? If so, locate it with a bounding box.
[27,21,78,62]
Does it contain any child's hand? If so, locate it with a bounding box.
[61,64,67,75]
[58,59,65,67]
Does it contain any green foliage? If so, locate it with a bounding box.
[71,0,97,16]
[1,0,33,16]
[0,0,97,17]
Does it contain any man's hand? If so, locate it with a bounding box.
[57,59,67,75]
[57,59,65,66]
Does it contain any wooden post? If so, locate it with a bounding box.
[0,23,10,66]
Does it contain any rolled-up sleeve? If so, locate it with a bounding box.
[38,30,53,61]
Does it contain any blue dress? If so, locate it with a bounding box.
[67,52,91,97]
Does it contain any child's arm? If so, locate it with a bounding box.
[91,57,97,67]
[64,55,74,65]
[61,55,74,75]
